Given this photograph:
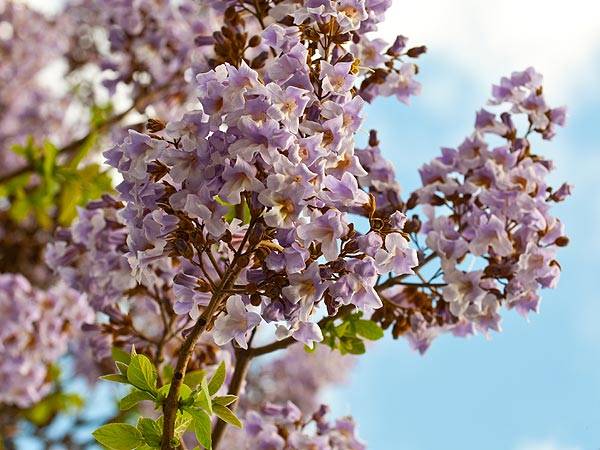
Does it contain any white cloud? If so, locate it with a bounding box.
[514,438,582,450]
[381,0,600,102]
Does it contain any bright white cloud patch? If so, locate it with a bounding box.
[514,438,582,450]
[381,0,600,102]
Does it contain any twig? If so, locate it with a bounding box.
[160,219,259,450]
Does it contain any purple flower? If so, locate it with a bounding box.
[267,84,310,133]
[469,215,513,257]
[379,63,422,104]
[297,210,349,261]
[323,172,370,208]
[320,61,356,95]
[213,296,261,349]
[258,187,305,229]
[374,232,417,275]
[219,158,264,204]
[282,262,327,320]
[292,321,323,346]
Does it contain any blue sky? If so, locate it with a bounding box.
[329,4,600,449]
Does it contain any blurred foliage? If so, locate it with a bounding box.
[321,311,385,355]
[0,104,115,229]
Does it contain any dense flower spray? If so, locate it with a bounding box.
[0,274,92,407]
[0,0,572,448]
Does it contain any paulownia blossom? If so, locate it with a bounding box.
[0,0,570,449]
[0,274,92,407]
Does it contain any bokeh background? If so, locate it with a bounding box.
[17,1,600,449]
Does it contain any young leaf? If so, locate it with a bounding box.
[354,319,384,340]
[196,376,212,415]
[158,383,192,401]
[213,404,242,429]
[183,369,206,388]
[92,423,144,450]
[174,411,193,438]
[137,418,162,448]
[127,354,158,393]
[213,395,237,407]
[112,347,131,365]
[162,364,174,383]
[340,337,366,355]
[187,408,212,450]
[208,361,226,395]
[100,373,129,384]
[116,361,129,375]
[120,389,155,411]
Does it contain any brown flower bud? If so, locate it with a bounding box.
[174,238,194,259]
[196,279,212,292]
[250,51,269,69]
[368,129,379,147]
[248,35,262,48]
[146,118,166,132]
[250,293,262,306]
[407,45,427,58]
[554,236,569,247]
[237,254,251,268]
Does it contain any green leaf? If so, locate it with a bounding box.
[92,423,144,450]
[335,320,352,337]
[67,131,98,169]
[22,391,83,426]
[339,337,366,355]
[195,376,212,415]
[174,411,193,438]
[162,364,174,383]
[303,343,317,353]
[354,319,384,340]
[158,383,192,401]
[183,369,206,388]
[116,361,129,375]
[208,362,226,395]
[120,389,155,411]
[112,347,131,365]
[137,417,162,448]
[41,141,58,180]
[213,404,242,429]
[56,163,113,226]
[127,354,158,393]
[187,408,212,450]
[100,373,130,384]
[213,395,237,407]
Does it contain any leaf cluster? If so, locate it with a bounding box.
[93,347,241,450]
[321,311,384,355]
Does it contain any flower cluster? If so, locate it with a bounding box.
[0,273,92,408]
[46,196,225,374]
[62,0,220,118]
[46,196,137,311]
[371,68,571,353]
[226,402,365,450]
[102,0,426,352]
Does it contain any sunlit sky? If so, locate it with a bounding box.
[18,1,600,449]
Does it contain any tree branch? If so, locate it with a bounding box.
[160,218,260,450]
[375,252,438,292]
[159,259,244,450]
